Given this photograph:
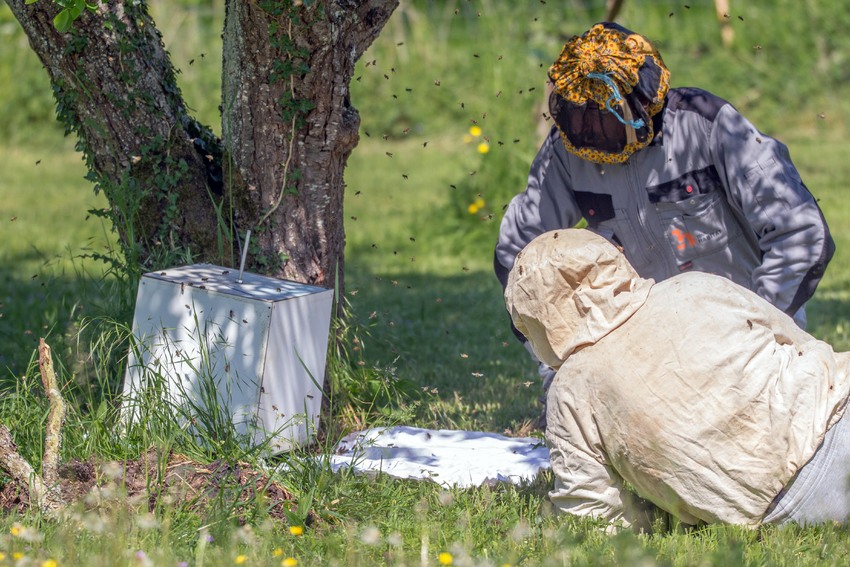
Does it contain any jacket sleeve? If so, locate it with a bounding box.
[709,104,834,317]
[495,127,583,341]
[547,381,653,532]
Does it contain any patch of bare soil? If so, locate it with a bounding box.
[0,448,311,524]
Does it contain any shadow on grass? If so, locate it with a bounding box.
[8,250,843,437]
[0,256,126,388]
[805,296,850,352]
[1,251,541,434]
[344,264,542,432]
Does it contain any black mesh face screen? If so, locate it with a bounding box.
[549,90,650,155]
[550,94,626,153]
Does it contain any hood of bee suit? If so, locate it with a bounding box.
[504,229,654,368]
[548,22,670,164]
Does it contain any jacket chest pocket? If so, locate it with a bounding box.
[648,166,743,266]
[656,191,743,265]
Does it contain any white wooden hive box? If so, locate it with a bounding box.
[121,263,334,452]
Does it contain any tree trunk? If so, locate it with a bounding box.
[223,0,397,287]
[7,0,224,270]
[8,0,399,289]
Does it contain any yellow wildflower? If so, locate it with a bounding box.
[13,552,24,560]
[477,142,490,154]
[463,134,474,144]
[0,552,5,561]
[10,524,22,537]
[42,560,59,567]
[474,197,485,209]
[281,558,298,567]
[272,548,284,557]
[289,525,304,536]
[438,552,454,565]
[468,203,479,214]
[234,555,247,564]
[469,125,482,137]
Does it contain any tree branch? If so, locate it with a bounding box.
[0,339,66,519]
[39,339,66,489]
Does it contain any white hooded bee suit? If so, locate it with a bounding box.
[504,229,850,527]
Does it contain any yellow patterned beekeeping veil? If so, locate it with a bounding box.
[548,23,670,164]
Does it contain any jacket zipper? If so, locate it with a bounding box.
[627,158,658,265]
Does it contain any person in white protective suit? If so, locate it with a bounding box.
[504,229,850,529]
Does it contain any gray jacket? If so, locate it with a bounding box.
[496,87,834,338]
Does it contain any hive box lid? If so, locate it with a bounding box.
[145,263,329,302]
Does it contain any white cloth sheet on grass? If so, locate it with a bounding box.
[328,426,550,488]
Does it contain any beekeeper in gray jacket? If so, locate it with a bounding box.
[494,23,835,402]
[505,229,850,529]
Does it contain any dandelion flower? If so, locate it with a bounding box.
[468,204,479,214]
[0,553,5,561]
[474,197,485,209]
[282,558,298,567]
[13,552,24,560]
[234,555,248,564]
[41,560,59,567]
[477,142,490,154]
[10,523,22,536]
[438,552,453,565]
[273,548,284,557]
[289,525,304,536]
[469,125,482,137]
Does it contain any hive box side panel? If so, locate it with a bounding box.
[122,277,272,438]
[259,288,334,452]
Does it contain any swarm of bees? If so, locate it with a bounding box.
[338,1,783,394]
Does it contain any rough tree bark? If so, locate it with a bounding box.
[7,0,399,289]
